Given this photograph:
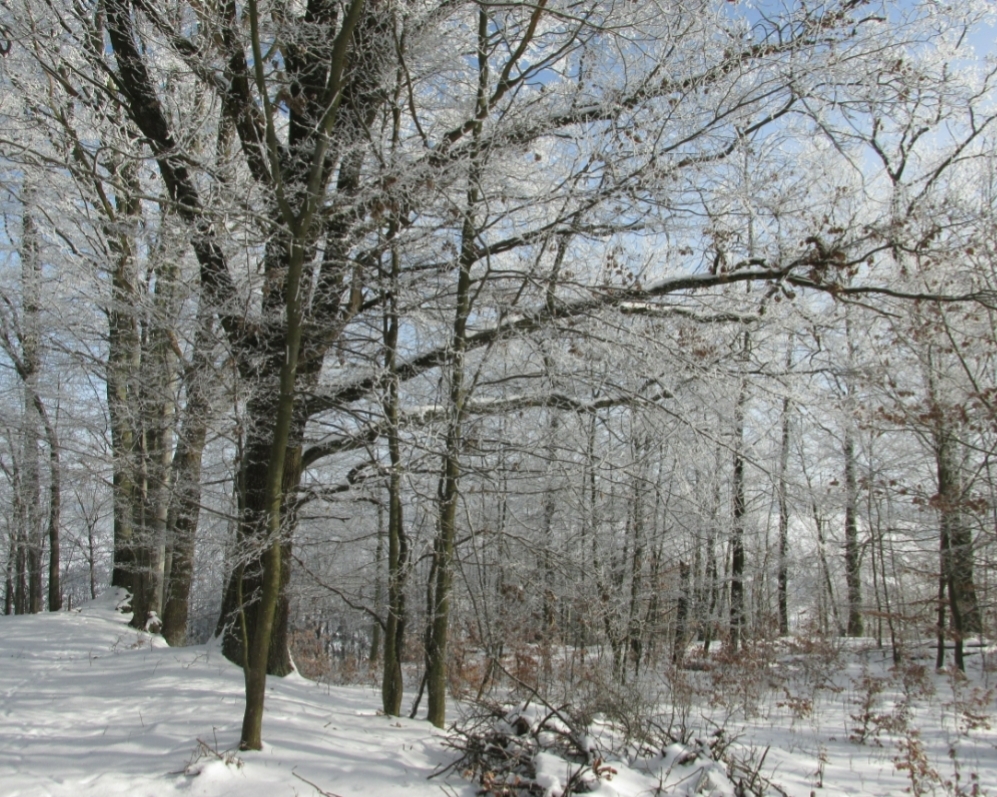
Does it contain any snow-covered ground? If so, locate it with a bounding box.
[2,594,995,797]
[0,592,465,797]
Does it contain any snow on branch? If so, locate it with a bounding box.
[301,389,668,469]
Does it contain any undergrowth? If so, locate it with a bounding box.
[430,630,995,797]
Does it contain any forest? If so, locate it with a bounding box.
[1,0,996,767]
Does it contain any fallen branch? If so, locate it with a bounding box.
[293,770,346,797]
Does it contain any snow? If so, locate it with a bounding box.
[0,591,468,797]
[3,595,997,797]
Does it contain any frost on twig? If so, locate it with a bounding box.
[175,731,243,776]
[434,699,610,796]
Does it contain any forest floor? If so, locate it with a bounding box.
[1,594,996,797]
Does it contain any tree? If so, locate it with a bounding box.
[0,185,62,614]
[5,0,997,747]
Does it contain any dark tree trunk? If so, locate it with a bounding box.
[4,534,14,615]
[44,411,61,612]
[936,559,947,670]
[12,464,27,614]
[843,429,863,637]
[936,427,981,671]
[776,388,791,636]
[673,560,691,665]
[217,405,297,676]
[381,235,409,716]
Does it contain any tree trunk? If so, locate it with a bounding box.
[381,233,408,716]
[936,426,981,670]
[673,560,691,665]
[370,507,384,666]
[812,503,843,636]
[729,377,747,653]
[541,413,559,661]
[11,458,27,615]
[19,187,44,614]
[701,448,723,655]
[936,555,947,670]
[128,252,181,631]
[217,404,298,677]
[162,308,214,645]
[842,308,864,638]
[240,224,311,749]
[4,533,14,615]
[776,359,792,636]
[843,428,863,637]
[106,162,143,600]
[425,218,474,727]
[626,436,647,676]
[425,8,488,728]
[44,404,61,612]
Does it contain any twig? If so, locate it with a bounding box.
[292,770,346,797]
[490,658,593,762]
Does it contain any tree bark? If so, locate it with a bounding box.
[701,448,723,656]
[842,307,864,638]
[105,161,143,601]
[44,404,61,612]
[129,252,181,630]
[729,387,746,653]
[3,533,13,615]
[381,230,409,716]
[673,560,691,665]
[776,351,792,636]
[425,200,476,728]
[843,428,863,637]
[162,307,215,645]
[626,435,647,676]
[424,7,489,728]
[19,188,44,614]
[936,425,981,670]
